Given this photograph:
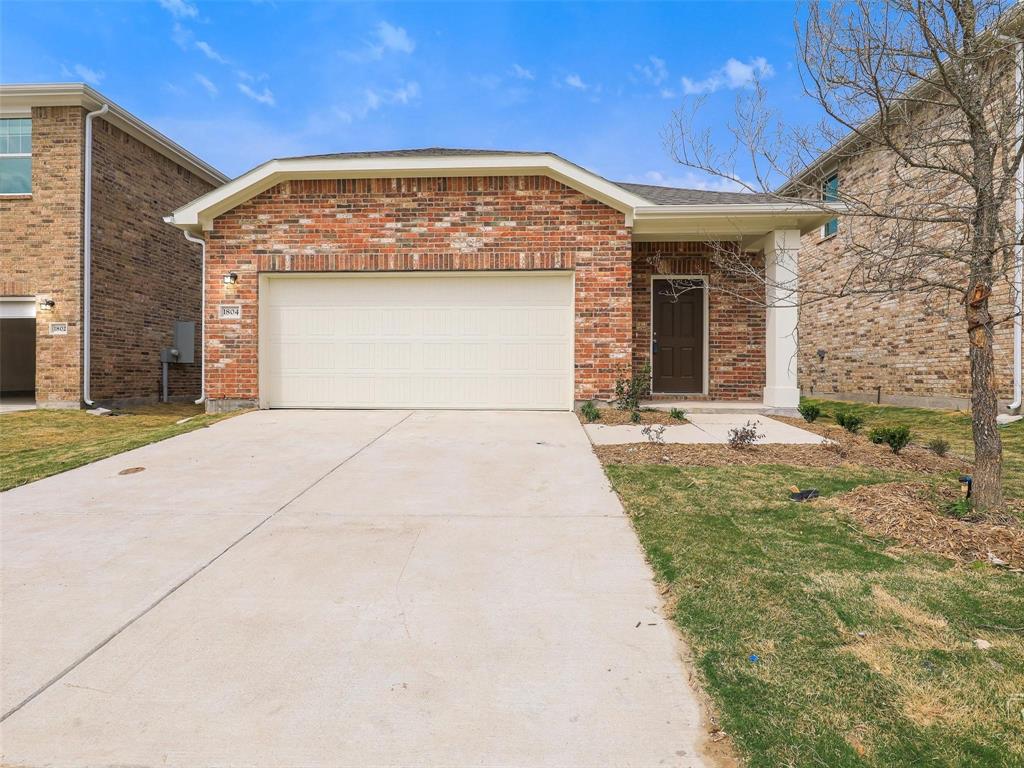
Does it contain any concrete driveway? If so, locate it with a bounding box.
[1,410,709,767]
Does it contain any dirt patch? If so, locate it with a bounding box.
[821,482,1024,567]
[595,439,967,474]
[578,408,688,426]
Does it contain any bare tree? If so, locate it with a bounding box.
[667,0,1023,511]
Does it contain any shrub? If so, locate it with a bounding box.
[835,411,864,434]
[798,402,821,423]
[727,420,764,449]
[669,407,687,421]
[927,437,950,457]
[614,364,652,413]
[641,423,666,443]
[630,409,642,424]
[869,425,912,454]
[580,401,601,423]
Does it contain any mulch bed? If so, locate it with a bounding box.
[579,409,688,426]
[594,438,968,474]
[821,482,1024,568]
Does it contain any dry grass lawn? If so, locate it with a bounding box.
[0,403,239,491]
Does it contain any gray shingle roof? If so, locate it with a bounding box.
[613,182,779,205]
[276,148,543,161]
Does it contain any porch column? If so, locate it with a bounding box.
[762,229,801,409]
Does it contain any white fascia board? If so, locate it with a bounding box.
[0,83,227,186]
[632,202,847,238]
[168,154,652,231]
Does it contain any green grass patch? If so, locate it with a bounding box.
[0,403,238,491]
[608,463,1024,768]
[803,398,1024,499]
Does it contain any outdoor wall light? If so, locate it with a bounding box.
[223,272,238,285]
[39,298,55,310]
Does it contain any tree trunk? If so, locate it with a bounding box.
[967,293,1004,512]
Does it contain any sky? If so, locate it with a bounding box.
[1,1,821,185]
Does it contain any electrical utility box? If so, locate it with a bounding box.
[173,321,195,364]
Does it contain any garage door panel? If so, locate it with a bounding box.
[262,274,573,409]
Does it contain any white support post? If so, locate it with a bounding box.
[762,229,802,410]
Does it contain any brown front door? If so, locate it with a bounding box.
[652,279,704,393]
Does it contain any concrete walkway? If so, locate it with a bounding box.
[585,412,825,446]
[1,410,709,767]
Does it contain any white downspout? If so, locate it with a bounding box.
[182,229,207,404]
[81,102,108,406]
[1010,40,1023,412]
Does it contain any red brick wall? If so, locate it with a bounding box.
[203,176,633,406]
[0,106,85,406]
[89,116,213,402]
[632,241,765,400]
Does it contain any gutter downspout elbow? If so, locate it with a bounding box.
[82,102,108,407]
[180,228,207,405]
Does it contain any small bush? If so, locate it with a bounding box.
[669,407,687,421]
[641,423,666,443]
[927,437,950,457]
[868,425,912,454]
[798,402,821,423]
[630,409,642,424]
[835,411,864,434]
[580,401,601,423]
[727,419,764,449]
[614,364,652,413]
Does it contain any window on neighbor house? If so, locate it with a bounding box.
[822,172,839,237]
[0,118,32,195]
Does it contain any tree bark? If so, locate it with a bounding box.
[968,299,1003,511]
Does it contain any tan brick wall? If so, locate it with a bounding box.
[89,116,213,402]
[0,106,84,406]
[798,144,1020,409]
[632,242,765,400]
[202,176,633,407]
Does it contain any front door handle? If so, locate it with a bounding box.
[653,340,659,353]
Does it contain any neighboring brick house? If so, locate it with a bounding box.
[787,74,1022,413]
[165,150,833,413]
[0,83,227,408]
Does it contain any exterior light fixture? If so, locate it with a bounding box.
[223,272,238,285]
[39,298,56,310]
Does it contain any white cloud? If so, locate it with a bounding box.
[375,21,414,54]
[157,0,198,19]
[238,82,275,106]
[511,63,534,81]
[331,81,420,124]
[195,73,218,96]
[640,169,746,193]
[635,55,668,86]
[196,41,228,64]
[344,20,416,61]
[564,74,587,90]
[67,63,104,85]
[171,22,192,50]
[681,56,774,95]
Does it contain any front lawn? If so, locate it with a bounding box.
[0,403,238,491]
[608,463,1024,767]
[801,398,1024,499]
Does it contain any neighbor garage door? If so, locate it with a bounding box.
[261,273,573,409]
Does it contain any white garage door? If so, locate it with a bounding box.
[261,273,574,409]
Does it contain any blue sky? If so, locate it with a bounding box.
[1,1,818,184]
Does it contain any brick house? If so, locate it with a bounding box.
[0,83,227,408]
[165,149,834,413]
[788,62,1023,413]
